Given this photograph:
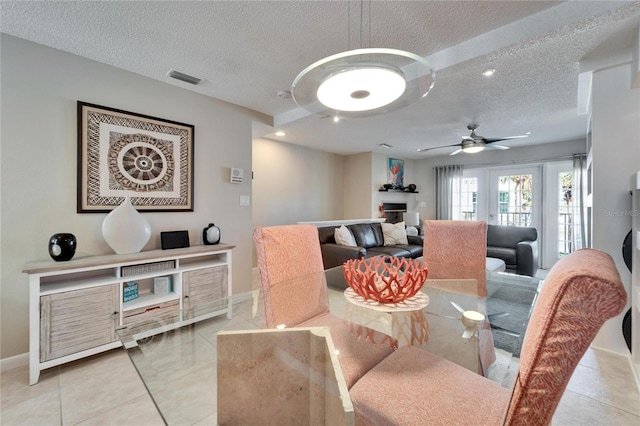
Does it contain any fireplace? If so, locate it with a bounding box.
[382,202,407,224]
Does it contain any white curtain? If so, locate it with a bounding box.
[572,153,587,250]
[434,165,463,220]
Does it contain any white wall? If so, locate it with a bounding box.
[590,62,640,354]
[1,35,262,360]
[252,137,344,228]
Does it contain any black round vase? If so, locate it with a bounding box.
[49,233,77,261]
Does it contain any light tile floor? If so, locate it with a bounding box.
[2,278,639,425]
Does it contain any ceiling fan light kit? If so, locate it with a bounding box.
[292,48,435,118]
[419,123,529,155]
[461,142,485,154]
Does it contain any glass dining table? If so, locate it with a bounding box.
[115,270,499,425]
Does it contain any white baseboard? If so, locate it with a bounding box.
[1,352,29,372]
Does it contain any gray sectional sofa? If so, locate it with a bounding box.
[486,224,538,277]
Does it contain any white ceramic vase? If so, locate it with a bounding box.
[102,195,151,254]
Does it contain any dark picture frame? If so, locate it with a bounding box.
[77,102,194,212]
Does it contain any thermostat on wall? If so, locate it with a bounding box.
[231,168,243,183]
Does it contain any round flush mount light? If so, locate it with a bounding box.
[316,66,406,112]
[274,131,286,137]
[292,48,435,118]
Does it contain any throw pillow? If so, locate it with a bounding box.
[334,225,357,247]
[381,221,408,245]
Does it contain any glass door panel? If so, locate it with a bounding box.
[489,167,541,232]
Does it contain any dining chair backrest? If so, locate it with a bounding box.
[423,220,488,297]
[253,224,329,328]
[504,248,627,425]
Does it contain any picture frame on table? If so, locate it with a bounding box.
[77,101,194,212]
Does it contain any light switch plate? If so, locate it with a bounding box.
[240,195,250,206]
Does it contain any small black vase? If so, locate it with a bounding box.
[49,233,77,261]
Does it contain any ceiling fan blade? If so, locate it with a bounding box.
[486,144,509,150]
[485,135,529,143]
[449,148,463,156]
[416,143,460,152]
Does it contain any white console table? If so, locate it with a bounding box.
[23,244,234,385]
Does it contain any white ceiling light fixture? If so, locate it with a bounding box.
[316,64,406,111]
[292,2,435,118]
[275,131,286,137]
[461,140,485,154]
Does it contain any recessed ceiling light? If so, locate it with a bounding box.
[482,68,496,77]
[526,131,532,135]
[333,116,340,123]
[275,131,285,137]
[380,143,393,148]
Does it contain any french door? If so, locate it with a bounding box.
[488,167,541,231]
[458,166,541,233]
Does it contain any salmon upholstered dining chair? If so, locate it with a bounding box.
[423,220,488,297]
[253,224,396,389]
[422,219,495,373]
[349,249,627,425]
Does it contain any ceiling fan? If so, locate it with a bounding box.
[417,124,529,155]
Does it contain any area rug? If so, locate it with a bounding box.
[486,283,537,357]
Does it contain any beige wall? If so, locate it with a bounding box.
[1,35,262,360]
[343,153,373,219]
[252,137,344,234]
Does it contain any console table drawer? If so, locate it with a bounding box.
[123,299,180,325]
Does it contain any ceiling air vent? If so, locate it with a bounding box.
[167,69,202,85]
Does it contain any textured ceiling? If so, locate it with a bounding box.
[2,1,639,159]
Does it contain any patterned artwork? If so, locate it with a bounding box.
[78,102,194,212]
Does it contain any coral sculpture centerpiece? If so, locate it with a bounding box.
[343,256,429,303]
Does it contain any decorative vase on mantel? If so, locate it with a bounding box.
[102,195,151,255]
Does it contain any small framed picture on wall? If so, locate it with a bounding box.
[388,158,404,187]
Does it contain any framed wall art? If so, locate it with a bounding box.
[388,158,404,187]
[77,102,194,212]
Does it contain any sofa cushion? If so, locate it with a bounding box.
[393,244,423,258]
[381,222,408,245]
[349,223,384,249]
[487,224,537,249]
[487,246,517,266]
[367,246,412,258]
[334,225,356,246]
[318,226,338,244]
